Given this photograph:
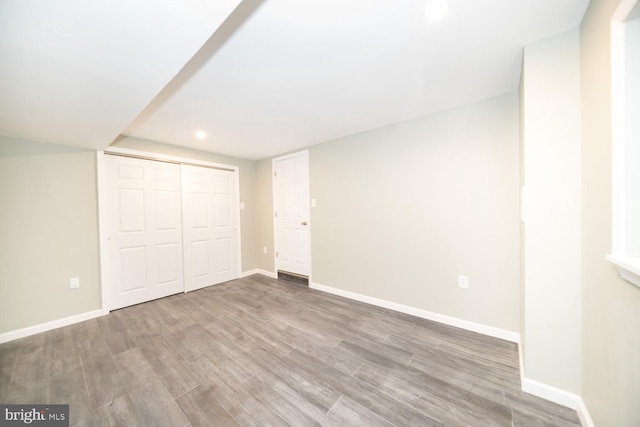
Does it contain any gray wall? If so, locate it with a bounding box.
[256,158,275,272]
[580,0,640,424]
[257,93,521,332]
[0,135,101,334]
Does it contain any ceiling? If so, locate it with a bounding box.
[1,0,590,160]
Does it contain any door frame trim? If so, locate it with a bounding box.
[98,147,242,313]
[97,151,110,315]
[272,150,311,280]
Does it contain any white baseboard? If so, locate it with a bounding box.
[241,269,278,279]
[521,377,581,409]
[309,282,520,343]
[0,309,105,344]
[0,277,596,426]
[521,378,594,426]
[240,269,259,278]
[309,282,595,425]
[518,352,595,426]
[576,397,595,427]
[256,269,278,279]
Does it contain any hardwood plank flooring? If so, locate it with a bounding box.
[0,274,581,426]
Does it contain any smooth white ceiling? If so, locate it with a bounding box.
[0,0,242,149]
[1,0,590,160]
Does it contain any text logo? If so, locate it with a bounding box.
[1,405,68,426]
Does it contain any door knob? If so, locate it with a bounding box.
[301,221,307,226]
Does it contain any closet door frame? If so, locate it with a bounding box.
[97,147,242,313]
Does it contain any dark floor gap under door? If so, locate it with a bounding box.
[278,270,309,286]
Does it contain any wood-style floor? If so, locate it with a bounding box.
[0,274,581,426]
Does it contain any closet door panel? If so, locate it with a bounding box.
[182,165,238,291]
[105,155,184,310]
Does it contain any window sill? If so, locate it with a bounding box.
[607,254,640,288]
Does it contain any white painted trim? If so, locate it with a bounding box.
[240,269,278,279]
[518,341,526,381]
[257,269,278,279]
[311,283,597,417]
[607,254,640,287]
[521,377,582,410]
[0,309,104,344]
[270,160,278,273]
[259,269,278,278]
[104,146,238,172]
[96,151,110,315]
[272,150,310,163]
[233,165,243,282]
[518,325,596,423]
[576,398,596,427]
[278,277,595,421]
[611,15,626,256]
[240,269,259,278]
[519,343,595,423]
[309,282,520,343]
[608,0,640,285]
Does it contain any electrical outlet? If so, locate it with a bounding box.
[458,275,469,289]
[70,277,80,289]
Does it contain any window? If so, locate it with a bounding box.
[608,0,640,287]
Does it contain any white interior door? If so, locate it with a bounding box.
[182,165,239,291]
[105,155,184,310]
[273,151,310,277]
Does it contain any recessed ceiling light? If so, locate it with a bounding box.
[425,0,448,21]
[195,131,206,139]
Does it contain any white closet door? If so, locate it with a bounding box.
[105,155,184,310]
[182,165,239,292]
